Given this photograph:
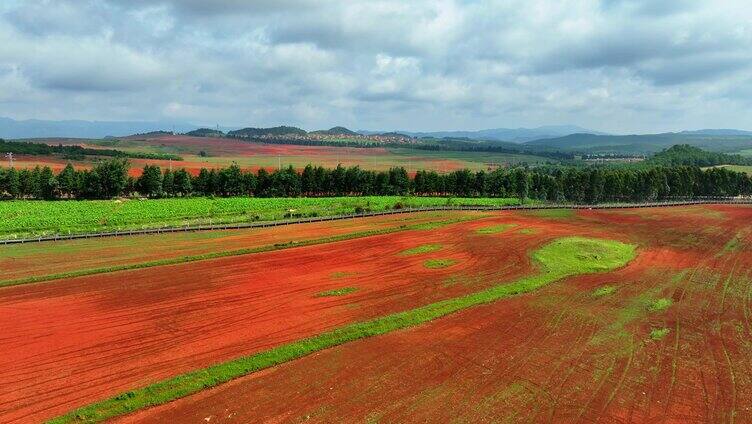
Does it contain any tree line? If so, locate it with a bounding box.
[0,159,750,201]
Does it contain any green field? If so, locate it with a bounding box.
[0,196,520,239]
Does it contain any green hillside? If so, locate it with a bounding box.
[524,132,752,154]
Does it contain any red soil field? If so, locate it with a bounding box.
[111,205,752,423]
[0,211,480,282]
[1,135,500,174]
[0,155,273,177]
[0,211,598,423]
[128,135,392,158]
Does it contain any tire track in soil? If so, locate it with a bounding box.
[637,267,700,423]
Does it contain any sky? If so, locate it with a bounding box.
[0,0,751,134]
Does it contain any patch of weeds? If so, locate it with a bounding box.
[588,273,683,351]
[517,228,538,235]
[592,285,617,297]
[476,224,517,234]
[315,287,359,297]
[399,244,442,256]
[650,327,670,340]
[717,229,749,257]
[424,258,458,269]
[648,298,673,312]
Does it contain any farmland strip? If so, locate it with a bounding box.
[0,216,480,289]
[49,237,636,424]
[3,197,750,245]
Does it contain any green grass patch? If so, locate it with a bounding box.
[717,229,748,257]
[476,224,517,234]
[48,236,636,424]
[517,228,538,235]
[650,327,671,340]
[592,285,617,297]
[399,244,442,256]
[648,298,673,312]
[423,258,458,269]
[589,271,685,351]
[315,287,358,297]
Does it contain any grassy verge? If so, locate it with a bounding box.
[523,209,574,219]
[0,217,478,289]
[48,236,636,424]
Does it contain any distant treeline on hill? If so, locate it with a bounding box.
[0,139,183,161]
[646,144,752,167]
[0,159,749,202]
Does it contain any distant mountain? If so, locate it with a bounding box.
[524,132,752,154]
[0,117,198,139]
[310,126,358,136]
[227,126,307,138]
[359,125,603,142]
[679,129,752,136]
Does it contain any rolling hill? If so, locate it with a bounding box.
[361,125,602,142]
[524,132,752,154]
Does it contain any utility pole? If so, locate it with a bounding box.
[4,152,13,168]
[169,158,172,172]
[278,155,281,170]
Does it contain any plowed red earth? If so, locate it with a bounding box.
[127,135,391,157]
[107,205,752,423]
[0,211,481,281]
[0,211,596,423]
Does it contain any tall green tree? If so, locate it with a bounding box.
[138,165,162,197]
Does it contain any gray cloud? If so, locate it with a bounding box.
[0,0,751,133]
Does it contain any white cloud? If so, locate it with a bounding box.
[0,0,751,132]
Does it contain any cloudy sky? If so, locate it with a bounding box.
[1,0,751,133]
